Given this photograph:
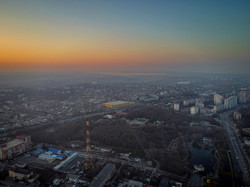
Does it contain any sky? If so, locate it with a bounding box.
[0,0,250,73]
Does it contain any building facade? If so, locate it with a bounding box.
[174,103,179,111]
[0,136,32,160]
[190,106,199,115]
[239,90,247,104]
[214,94,224,105]
[224,96,238,109]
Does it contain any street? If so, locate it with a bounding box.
[219,109,250,186]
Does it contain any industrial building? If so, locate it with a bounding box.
[53,152,79,171]
[38,152,57,162]
[0,136,32,160]
[8,166,39,183]
[89,163,116,187]
[103,101,133,108]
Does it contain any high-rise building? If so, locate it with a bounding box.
[214,94,224,105]
[224,96,238,109]
[239,90,247,104]
[174,103,179,111]
[190,106,199,115]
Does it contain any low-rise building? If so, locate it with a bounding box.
[67,174,88,184]
[38,152,57,162]
[8,167,39,183]
[103,101,133,108]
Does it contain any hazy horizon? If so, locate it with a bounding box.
[1,1,250,74]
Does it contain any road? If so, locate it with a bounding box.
[218,109,250,186]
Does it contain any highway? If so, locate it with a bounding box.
[218,109,250,186]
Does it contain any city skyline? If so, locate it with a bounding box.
[1,0,250,73]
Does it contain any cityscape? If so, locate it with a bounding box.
[1,1,250,187]
[0,73,250,187]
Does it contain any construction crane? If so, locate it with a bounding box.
[84,120,93,170]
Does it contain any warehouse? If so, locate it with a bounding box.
[38,152,57,162]
[103,101,133,108]
[89,163,116,187]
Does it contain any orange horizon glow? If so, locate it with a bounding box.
[1,1,250,73]
[0,31,204,70]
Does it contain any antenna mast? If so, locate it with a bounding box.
[84,120,93,170]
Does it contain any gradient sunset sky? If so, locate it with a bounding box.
[1,0,250,73]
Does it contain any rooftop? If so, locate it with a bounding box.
[8,167,32,175]
[0,139,24,150]
[89,163,116,187]
[103,101,129,105]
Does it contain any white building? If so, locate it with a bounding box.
[214,94,224,105]
[190,106,199,115]
[38,153,56,162]
[174,103,180,111]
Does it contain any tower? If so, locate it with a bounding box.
[84,120,93,170]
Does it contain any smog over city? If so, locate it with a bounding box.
[0,1,250,187]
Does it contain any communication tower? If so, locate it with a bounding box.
[84,120,93,170]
